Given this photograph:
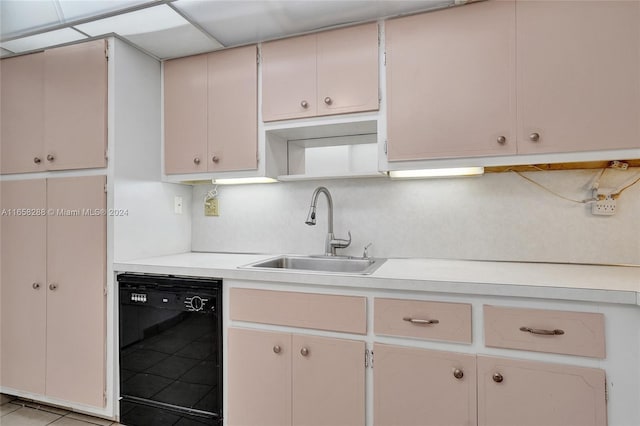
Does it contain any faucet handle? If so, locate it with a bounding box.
[332,231,351,249]
[363,243,372,259]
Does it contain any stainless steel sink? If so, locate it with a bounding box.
[241,255,386,275]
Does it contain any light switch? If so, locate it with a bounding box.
[174,196,183,214]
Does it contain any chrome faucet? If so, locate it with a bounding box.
[305,186,351,256]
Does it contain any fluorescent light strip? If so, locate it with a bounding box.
[212,177,279,185]
[389,167,485,179]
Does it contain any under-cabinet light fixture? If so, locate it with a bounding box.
[211,177,278,185]
[388,167,485,179]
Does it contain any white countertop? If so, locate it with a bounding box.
[114,252,640,306]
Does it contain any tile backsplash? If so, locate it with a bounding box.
[191,169,640,265]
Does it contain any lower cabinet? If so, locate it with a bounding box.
[373,344,606,426]
[374,344,477,426]
[228,328,365,426]
[477,355,607,426]
[0,176,106,407]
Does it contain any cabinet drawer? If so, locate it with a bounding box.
[484,305,605,358]
[230,288,366,334]
[374,298,472,343]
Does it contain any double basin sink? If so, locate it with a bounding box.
[241,255,386,275]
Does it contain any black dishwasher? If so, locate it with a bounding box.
[118,273,222,426]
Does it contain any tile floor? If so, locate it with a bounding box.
[0,394,120,426]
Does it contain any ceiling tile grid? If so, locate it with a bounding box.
[1,0,454,59]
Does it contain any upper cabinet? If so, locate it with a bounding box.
[164,53,208,174]
[386,0,640,163]
[44,40,108,171]
[0,39,108,174]
[516,0,640,154]
[262,23,379,122]
[0,52,45,174]
[164,45,258,175]
[386,0,516,161]
[208,46,258,172]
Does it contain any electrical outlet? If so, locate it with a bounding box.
[610,160,629,171]
[205,198,219,216]
[174,196,183,215]
[592,190,616,216]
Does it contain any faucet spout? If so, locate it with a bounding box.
[305,186,333,233]
[305,186,350,256]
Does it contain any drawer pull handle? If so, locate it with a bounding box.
[273,345,281,354]
[519,326,564,336]
[492,372,504,383]
[403,317,439,325]
[300,347,309,357]
[453,369,464,379]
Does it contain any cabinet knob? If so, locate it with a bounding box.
[193,157,201,165]
[529,132,540,142]
[32,283,41,290]
[49,283,58,291]
[300,100,309,108]
[33,157,42,164]
[492,373,504,383]
[273,345,281,354]
[46,154,55,162]
[212,155,220,163]
[300,347,309,357]
[453,369,464,379]
[497,136,507,145]
[324,96,332,105]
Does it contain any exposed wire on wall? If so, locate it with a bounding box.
[204,185,218,202]
[509,165,640,205]
[511,170,595,204]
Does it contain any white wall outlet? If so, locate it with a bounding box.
[592,190,616,216]
[174,196,183,215]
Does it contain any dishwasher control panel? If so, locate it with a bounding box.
[121,289,216,313]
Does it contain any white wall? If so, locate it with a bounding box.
[191,168,640,265]
[111,39,191,262]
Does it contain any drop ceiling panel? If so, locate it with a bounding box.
[0,0,62,39]
[74,4,222,58]
[57,0,153,22]
[1,28,87,53]
[173,0,453,46]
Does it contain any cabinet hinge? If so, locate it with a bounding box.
[105,45,109,61]
[365,349,374,369]
[383,52,386,66]
[103,390,107,406]
[384,140,388,155]
[104,286,108,296]
[257,51,261,65]
[104,183,108,193]
[604,378,608,403]
[105,149,108,161]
